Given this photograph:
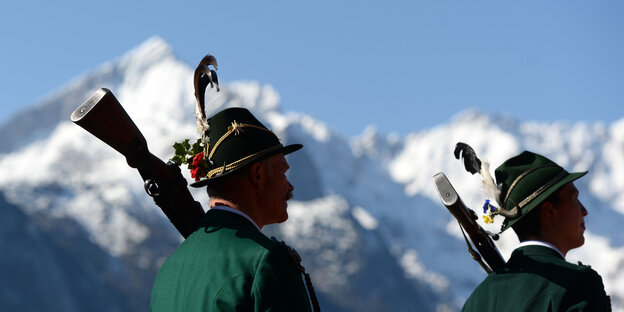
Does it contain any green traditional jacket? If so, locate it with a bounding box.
[463,245,610,312]
[150,209,313,312]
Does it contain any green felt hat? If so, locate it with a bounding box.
[496,151,587,232]
[189,107,302,187]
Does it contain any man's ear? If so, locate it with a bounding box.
[248,162,265,189]
[540,201,558,224]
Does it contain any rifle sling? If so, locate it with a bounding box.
[457,219,493,274]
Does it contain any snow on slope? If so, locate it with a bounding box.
[0,37,195,255]
[1,36,623,311]
[0,37,445,311]
[388,110,624,309]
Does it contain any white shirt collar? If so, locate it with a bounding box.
[210,205,262,232]
[517,240,565,259]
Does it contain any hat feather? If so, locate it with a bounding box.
[193,55,219,136]
[454,142,481,174]
[454,142,502,207]
[480,161,502,207]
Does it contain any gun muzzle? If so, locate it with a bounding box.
[71,88,147,168]
[71,88,205,238]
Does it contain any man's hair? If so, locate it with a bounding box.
[205,168,245,200]
[512,187,562,241]
[205,157,273,199]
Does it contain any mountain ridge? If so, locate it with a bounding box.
[0,37,622,311]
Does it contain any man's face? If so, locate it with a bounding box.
[260,153,294,225]
[552,182,588,253]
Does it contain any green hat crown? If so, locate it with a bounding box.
[172,107,302,188]
[496,151,586,231]
[195,107,302,186]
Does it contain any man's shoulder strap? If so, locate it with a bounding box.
[271,237,321,312]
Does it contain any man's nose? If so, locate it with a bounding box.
[581,203,588,216]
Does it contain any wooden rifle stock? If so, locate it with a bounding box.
[70,88,205,238]
[433,172,505,273]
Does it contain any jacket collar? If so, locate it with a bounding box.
[517,240,565,259]
[199,208,262,233]
[513,244,565,260]
[210,205,261,231]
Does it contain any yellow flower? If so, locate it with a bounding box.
[483,215,494,224]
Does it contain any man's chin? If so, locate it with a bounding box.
[276,209,289,223]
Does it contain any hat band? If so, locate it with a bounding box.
[503,164,558,206]
[207,121,275,161]
[205,144,284,178]
[503,170,568,219]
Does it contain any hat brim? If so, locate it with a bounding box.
[189,143,303,188]
[502,170,587,231]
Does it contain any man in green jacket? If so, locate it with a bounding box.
[151,107,318,311]
[463,151,611,311]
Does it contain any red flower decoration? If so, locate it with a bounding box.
[190,167,203,181]
[171,139,208,182]
[192,152,204,167]
[190,152,206,181]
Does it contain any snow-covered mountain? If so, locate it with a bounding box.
[1,36,622,311]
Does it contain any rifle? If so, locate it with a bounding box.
[70,88,205,238]
[432,172,505,273]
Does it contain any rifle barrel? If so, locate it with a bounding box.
[433,172,505,272]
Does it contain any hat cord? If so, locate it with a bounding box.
[503,164,559,207]
[502,170,568,220]
[207,121,274,161]
[205,145,284,178]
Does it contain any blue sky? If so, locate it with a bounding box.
[2,1,623,136]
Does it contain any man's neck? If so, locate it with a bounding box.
[210,199,264,229]
[210,205,262,231]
